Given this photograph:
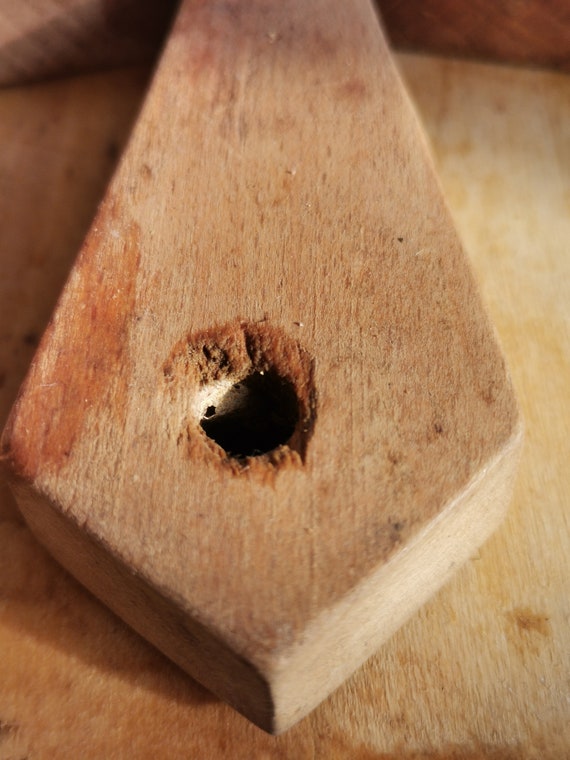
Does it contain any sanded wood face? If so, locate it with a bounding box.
[1,0,521,733]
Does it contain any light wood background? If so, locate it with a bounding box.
[0,53,568,757]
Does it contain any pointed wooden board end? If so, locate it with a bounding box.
[1,0,522,734]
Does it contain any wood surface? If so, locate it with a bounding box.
[1,0,569,87]
[0,39,568,760]
[0,0,178,86]
[380,0,570,72]
[1,0,521,734]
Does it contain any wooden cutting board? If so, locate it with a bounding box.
[0,53,568,758]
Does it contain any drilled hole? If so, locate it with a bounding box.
[199,372,299,458]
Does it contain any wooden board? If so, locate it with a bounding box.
[380,0,570,72]
[0,0,177,86]
[1,0,569,86]
[1,0,521,734]
[0,50,568,760]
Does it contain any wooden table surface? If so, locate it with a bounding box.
[0,54,568,758]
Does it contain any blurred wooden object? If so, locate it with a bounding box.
[380,0,570,72]
[0,0,178,86]
[1,0,569,86]
[0,37,568,760]
[1,0,521,733]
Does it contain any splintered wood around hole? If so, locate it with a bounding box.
[162,320,316,471]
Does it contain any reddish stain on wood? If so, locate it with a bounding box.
[336,77,370,101]
[2,197,140,480]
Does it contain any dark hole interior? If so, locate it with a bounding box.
[200,372,299,458]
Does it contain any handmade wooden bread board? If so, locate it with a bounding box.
[1,0,522,734]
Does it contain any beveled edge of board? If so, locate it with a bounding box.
[1,418,522,733]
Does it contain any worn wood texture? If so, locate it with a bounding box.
[1,0,521,734]
[0,66,152,523]
[1,0,569,87]
[0,47,568,760]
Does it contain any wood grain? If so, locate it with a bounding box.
[1,0,521,734]
[0,66,150,523]
[0,49,567,760]
[1,0,569,86]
